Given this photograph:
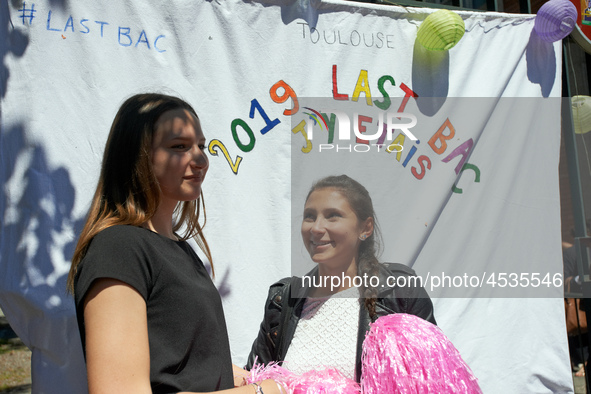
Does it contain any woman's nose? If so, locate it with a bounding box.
[190,146,208,168]
[310,218,326,234]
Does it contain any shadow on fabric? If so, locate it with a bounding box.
[0,125,88,393]
[525,29,556,98]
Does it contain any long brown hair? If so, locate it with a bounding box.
[67,93,213,293]
[306,175,382,318]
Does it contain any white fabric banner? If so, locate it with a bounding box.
[0,0,571,393]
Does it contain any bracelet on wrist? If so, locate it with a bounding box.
[252,382,264,394]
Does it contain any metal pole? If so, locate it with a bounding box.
[563,40,591,391]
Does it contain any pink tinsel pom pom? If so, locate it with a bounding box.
[247,361,360,394]
[361,313,482,394]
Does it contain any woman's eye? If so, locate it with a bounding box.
[199,144,206,151]
[172,144,186,149]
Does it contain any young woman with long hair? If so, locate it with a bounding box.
[246,174,436,381]
[67,93,282,394]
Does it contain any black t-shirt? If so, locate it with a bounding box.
[74,225,234,393]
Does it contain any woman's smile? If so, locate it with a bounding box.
[309,239,333,252]
[183,173,204,182]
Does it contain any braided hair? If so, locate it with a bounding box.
[305,175,382,319]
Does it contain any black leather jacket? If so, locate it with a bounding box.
[246,263,436,381]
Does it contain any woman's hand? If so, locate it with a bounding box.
[217,379,286,394]
[233,364,249,387]
[179,379,285,394]
[258,379,287,393]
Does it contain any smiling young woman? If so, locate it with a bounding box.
[247,175,436,382]
[67,93,283,394]
[301,187,373,292]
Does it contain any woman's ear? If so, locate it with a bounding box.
[360,217,374,240]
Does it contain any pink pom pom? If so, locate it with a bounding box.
[246,361,295,386]
[289,369,360,394]
[361,314,482,394]
[247,361,360,394]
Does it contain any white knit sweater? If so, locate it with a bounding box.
[283,287,360,380]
